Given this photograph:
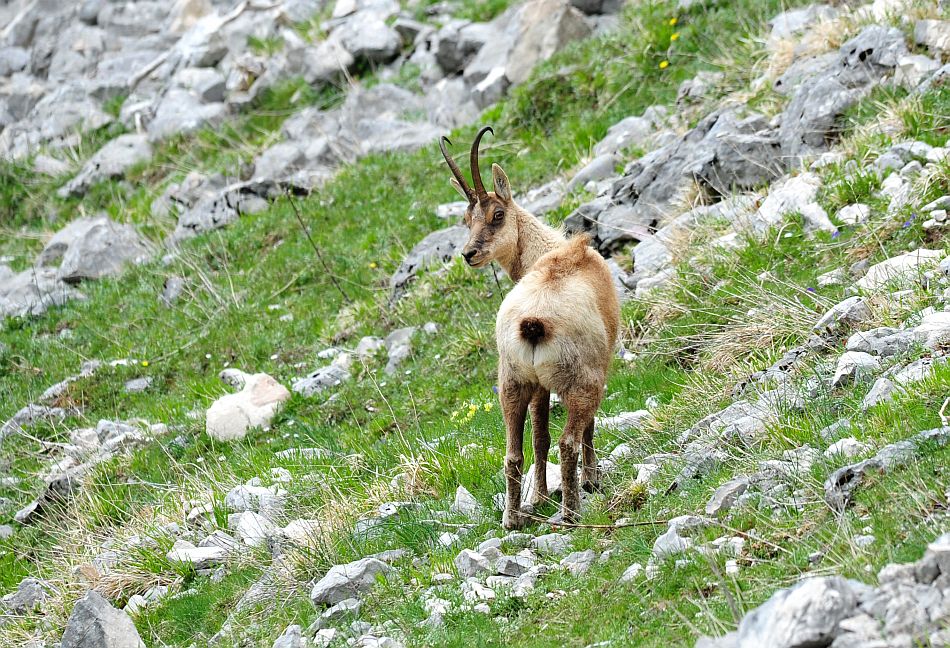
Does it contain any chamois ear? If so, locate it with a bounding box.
[491,164,511,202]
[450,178,469,201]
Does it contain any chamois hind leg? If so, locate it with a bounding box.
[559,384,602,523]
[581,419,601,493]
[500,381,533,530]
[528,386,551,509]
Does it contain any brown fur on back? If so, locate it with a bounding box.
[530,234,619,351]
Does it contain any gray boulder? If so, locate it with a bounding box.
[560,549,597,576]
[567,153,619,191]
[54,216,150,284]
[593,108,664,156]
[293,353,352,396]
[831,351,880,387]
[335,17,401,64]
[813,296,870,332]
[390,225,468,298]
[300,35,355,84]
[0,47,29,77]
[384,326,415,374]
[575,108,783,251]
[61,590,146,648]
[824,427,950,510]
[845,327,913,357]
[59,134,153,197]
[147,88,227,142]
[1,577,48,613]
[768,5,837,41]
[435,20,499,74]
[731,577,859,647]
[914,20,950,57]
[273,624,307,648]
[505,0,590,85]
[780,26,908,163]
[570,0,622,15]
[705,476,750,516]
[310,558,393,605]
[455,549,491,577]
[0,266,81,318]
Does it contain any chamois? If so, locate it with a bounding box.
[440,127,620,529]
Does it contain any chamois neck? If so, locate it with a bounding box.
[499,208,565,282]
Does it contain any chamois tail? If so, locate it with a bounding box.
[519,317,548,345]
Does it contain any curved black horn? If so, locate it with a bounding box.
[470,125,493,201]
[439,136,474,202]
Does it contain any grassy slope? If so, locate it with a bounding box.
[1,0,950,646]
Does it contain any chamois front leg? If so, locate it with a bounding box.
[528,386,550,509]
[559,385,602,523]
[581,419,601,493]
[501,381,533,530]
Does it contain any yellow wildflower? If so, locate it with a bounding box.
[369,262,377,269]
[670,32,680,41]
[483,402,493,411]
[659,60,669,69]
[141,360,149,367]
[668,17,677,26]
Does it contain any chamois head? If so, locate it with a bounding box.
[440,126,518,269]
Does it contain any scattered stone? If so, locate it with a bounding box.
[124,377,152,393]
[390,225,468,298]
[59,134,153,197]
[819,419,852,442]
[166,539,228,569]
[449,485,481,516]
[293,353,352,396]
[597,410,652,432]
[568,153,619,191]
[454,549,491,577]
[814,296,871,332]
[1,577,48,614]
[47,216,150,284]
[530,533,572,556]
[837,203,869,225]
[824,437,871,459]
[705,476,750,517]
[856,249,945,291]
[831,351,881,387]
[496,554,535,577]
[224,484,281,514]
[560,549,597,576]
[521,461,562,507]
[273,624,307,648]
[504,0,591,86]
[824,427,950,510]
[310,558,393,605]
[619,563,643,582]
[846,327,914,357]
[915,19,950,57]
[61,590,146,648]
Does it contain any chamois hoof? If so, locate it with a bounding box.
[502,507,528,530]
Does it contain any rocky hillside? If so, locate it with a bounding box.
[2,0,950,646]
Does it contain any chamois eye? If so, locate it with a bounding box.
[493,210,504,222]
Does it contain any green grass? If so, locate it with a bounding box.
[2,0,950,646]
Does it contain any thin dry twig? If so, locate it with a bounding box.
[286,191,352,305]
